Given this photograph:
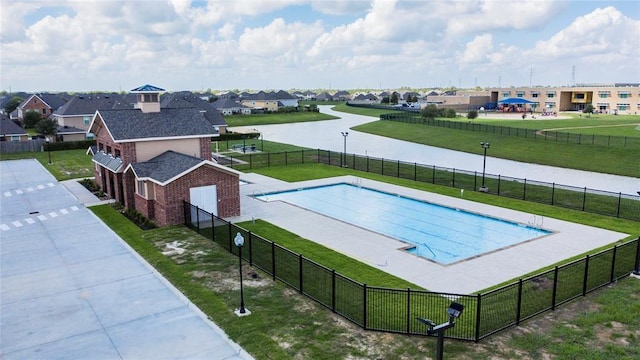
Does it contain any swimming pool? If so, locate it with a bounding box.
[255,183,551,265]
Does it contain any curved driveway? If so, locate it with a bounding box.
[243,106,638,194]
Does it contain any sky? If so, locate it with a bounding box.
[1,0,639,93]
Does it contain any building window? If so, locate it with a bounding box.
[516,91,525,97]
[618,92,631,98]
[106,146,111,155]
[143,94,158,102]
[137,180,146,197]
[617,103,630,111]
[42,109,47,114]
[574,93,585,100]
[545,102,555,109]
[546,92,555,98]
[598,91,610,98]
[115,149,121,158]
[531,92,539,98]
[11,136,20,142]
[98,142,104,151]
[502,91,510,97]
[83,116,91,125]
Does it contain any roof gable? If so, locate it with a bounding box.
[126,150,240,185]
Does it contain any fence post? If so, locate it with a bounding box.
[516,279,523,325]
[299,254,303,293]
[616,193,622,218]
[452,168,456,187]
[397,160,400,178]
[582,187,587,211]
[497,174,501,195]
[474,293,482,342]
[271,241,276,281]
[211,213,215,243]
[228,222,233,251]
[195,206,200,233]
[381,158,384,176]
[522,179,527,200]
[331,270,336,312]
[474,171,477,190]
[406,288,411,334]
[551,266,558,310]
[633,236,640,276]
[248,231,253,266]
[363,284,368,329]
[551,183,555,205]
[432,165,435,184]
[610,245,617,283]
[582,255,590,296]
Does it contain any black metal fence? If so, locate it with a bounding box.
[380,112,640,149]
[224,149,640,221]
[184,201,640,341]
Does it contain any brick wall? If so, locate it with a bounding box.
[151,165,240,226]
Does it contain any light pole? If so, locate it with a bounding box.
[341,131,349,167]
[233,232,251,316]
[479,142,490,192]
[417,302,465,360]
[45,136,52,165]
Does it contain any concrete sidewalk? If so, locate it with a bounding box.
[1,159,253,360]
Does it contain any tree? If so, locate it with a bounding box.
[35,118,58,137]
[467,110,478,119]
[23,111,43,128]
[390,93,399,105]
[420,104,439,119]
[381,96,390,104]
[583,104,594,117]
[4,96,23,115]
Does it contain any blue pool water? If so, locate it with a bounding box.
[255,183,551,265]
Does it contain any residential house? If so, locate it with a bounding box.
[211,98,252,116]
[52,93,136,142]
[16,93,68,124]
[240,91,279,112]
[333,91,351,101]
[0,115,28,142]
[160,91,229,134]
[315,92,334,101]
[89,85,240,226]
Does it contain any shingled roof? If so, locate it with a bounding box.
[160,91,226,126]
[127,150,206,184]
[95,107,219,142]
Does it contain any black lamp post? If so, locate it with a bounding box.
[479,142,490,192]
[341,131,349,167]
[233,232,250,316]
[45,136,52,165]
[417,302,465,360]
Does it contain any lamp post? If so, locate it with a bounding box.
[45,136,52,165]
[341,131,349,167]
[233,232,250,316]
[416,302,465,360]
[479,142,490,192]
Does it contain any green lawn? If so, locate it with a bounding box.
[224,111,338,127]
[352,120,639,177]
[0,149,94,180]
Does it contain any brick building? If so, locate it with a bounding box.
[89,85,240,226]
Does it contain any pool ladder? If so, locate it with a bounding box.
[420,242,437,259]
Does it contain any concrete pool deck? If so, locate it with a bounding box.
[232,173,629,294]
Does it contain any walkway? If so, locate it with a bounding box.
[0,159,253,360]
